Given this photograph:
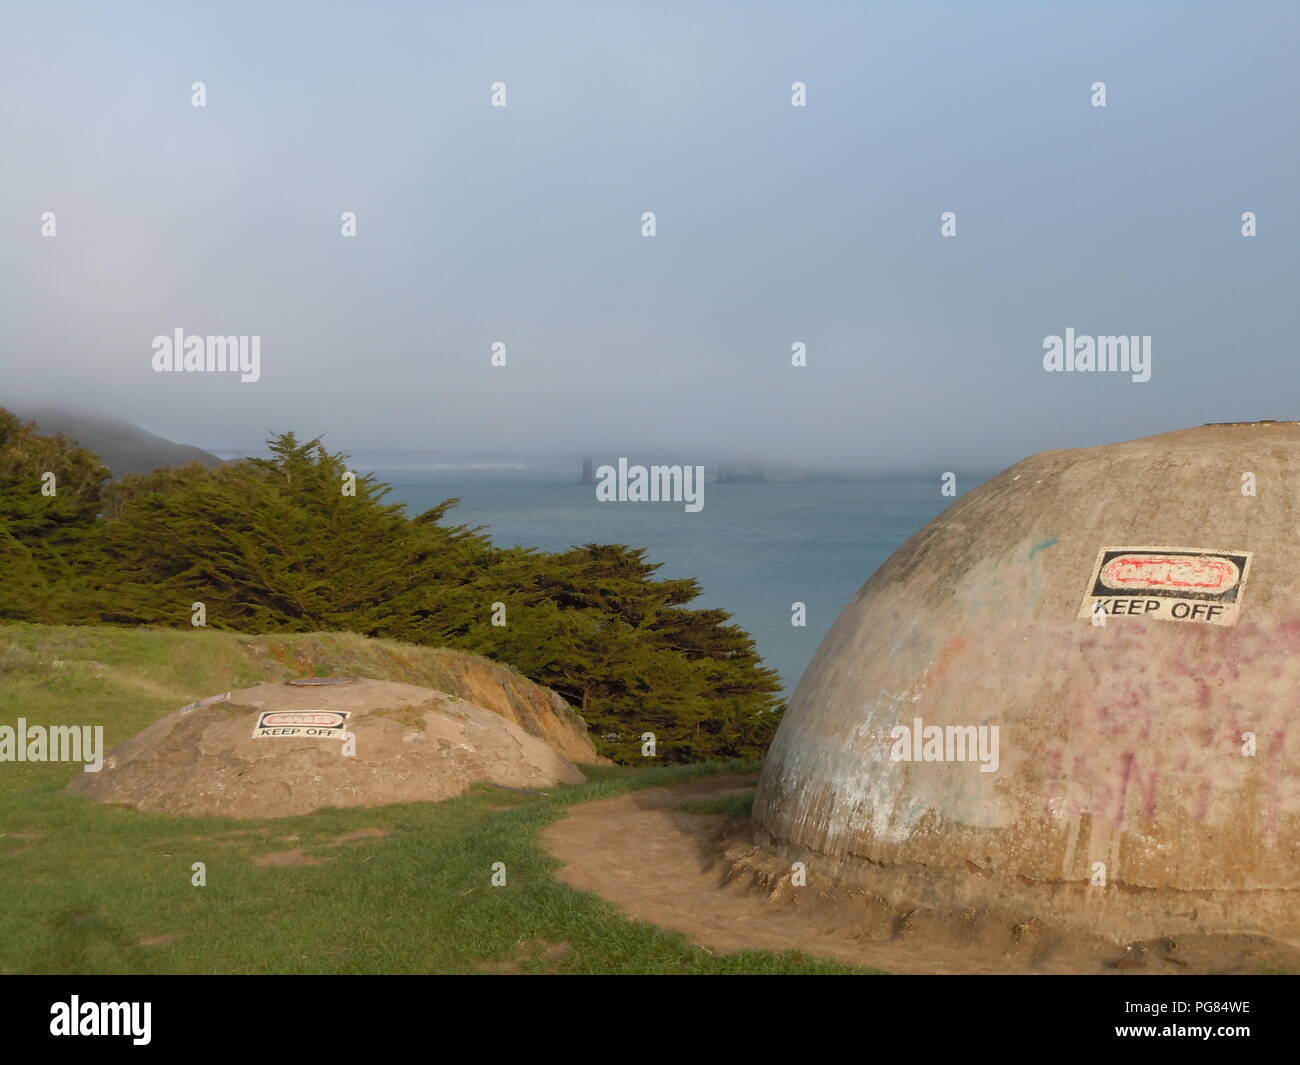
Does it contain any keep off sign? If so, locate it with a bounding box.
[1077,547,1252,627]
[252,710,350,739]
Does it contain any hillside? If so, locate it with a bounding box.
[0,622,840,976]
[0,623,603,764]
[7,407,224,476]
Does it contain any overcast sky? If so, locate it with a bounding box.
[2,1,1297,471]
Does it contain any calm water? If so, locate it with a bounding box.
[377,470,973,696]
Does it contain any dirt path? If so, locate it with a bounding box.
[542,776,1006,973]
[542,777,1296,975]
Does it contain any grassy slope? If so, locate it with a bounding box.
[0,623,868,974]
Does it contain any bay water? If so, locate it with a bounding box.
[377,469,980,697]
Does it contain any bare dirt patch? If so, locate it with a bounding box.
[0,832,44,856]
[542,777,1299,975]
[478,940,573,974]
[253,827,389,868]
[134,934,180,948]
[186,828,274,845]
[330,828,388,845]
[253,848,324,868]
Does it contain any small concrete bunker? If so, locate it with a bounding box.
[751,423,1300,951]
[71,677,586,818]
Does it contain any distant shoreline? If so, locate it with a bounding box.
[208,450,995,483]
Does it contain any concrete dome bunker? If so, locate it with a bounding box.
[70,676,587,819]
[750,423,1300,951]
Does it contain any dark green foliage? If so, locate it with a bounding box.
[465,545,783,762]
[0,411,785,762]
[95,433,491,639]
[0,408,111,622]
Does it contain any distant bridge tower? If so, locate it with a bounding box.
[580,457,596,485]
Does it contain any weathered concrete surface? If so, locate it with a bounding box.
[237,633,608,765]
[70,678,585,818]
[752,423,1300,948]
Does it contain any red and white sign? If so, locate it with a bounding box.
[1098,554,1240,594]
[252,710,350,739]
[1078,546,1252,627]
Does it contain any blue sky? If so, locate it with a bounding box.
[2,1,1297,470]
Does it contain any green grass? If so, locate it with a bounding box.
[0,622,870,974]
[677,792,755,819]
